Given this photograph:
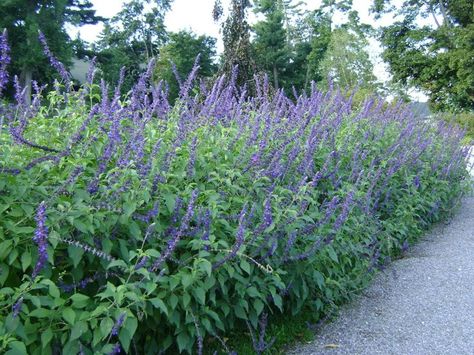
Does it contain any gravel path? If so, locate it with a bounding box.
[289,192,474,355]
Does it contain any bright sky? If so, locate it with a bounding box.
[71,0,384,49]
[67,0,428,100]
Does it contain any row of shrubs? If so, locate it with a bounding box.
[0,31,471,354]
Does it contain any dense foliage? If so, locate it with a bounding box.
[154,31,218,103]
[93,0,173,94]
[373,0,474,112]
[0,0,103,98]
[0,31,471,354]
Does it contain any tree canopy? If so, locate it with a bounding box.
[0,0,103,97]
[154,31,218,102]
[373,0,474,112]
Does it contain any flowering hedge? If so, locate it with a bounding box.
[0,31,470,354]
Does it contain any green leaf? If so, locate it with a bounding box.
[182,292,191,308]
[62,308,75,325]
[150,297,168,316]
[169,294,179,309]
[313,270,325,289]
[123,201,137,217]
[71,321,88,340]
[193,287,206,305]
[181,273,194,289]
[0,240,13,260]
[29,308,51,318]
[48,283,60,298]
[246,286,259,298]
[107,259,127,270]
[6,341,27,355]
[13,227,35,234]
[164,193,176,214]
[72,219,90,234]
[176,331,190,353]
[253,299,264,315]
[234,304,247,319]
[20,251,31,272]
[240,259,251,274]
[327,246,338,262]
[70,293,89,308]
[273,293,283,311]
[100,317,114,338]
[67,245,84,269]
[197,259,212,277]
[119,317,138,352]
[41,328,53,348]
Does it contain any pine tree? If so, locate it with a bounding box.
[253,0,289,89]
[214,0,255,89]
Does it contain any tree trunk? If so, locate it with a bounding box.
[304,63,311,92]
[438,0,451,27]
[273,64,279,90]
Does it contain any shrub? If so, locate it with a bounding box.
[438,111,474,144]
[0,31,470,354]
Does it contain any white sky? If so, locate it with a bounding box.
[67,0,428,100]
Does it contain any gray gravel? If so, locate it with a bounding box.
[288,194,474,355]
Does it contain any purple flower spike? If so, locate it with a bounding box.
[12,297,23,318]
[38,31,71,84]
[111,313,126,336]
[413,175,421,189]
[0,29,11,96]
[109,342,122,355]
[212,204,247,270]
[32,201,48,280]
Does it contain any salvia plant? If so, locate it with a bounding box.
[0,30,471,354]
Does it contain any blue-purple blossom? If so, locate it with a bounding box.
[187,136,198,177]
[135,256,149,270]
[38,31,71,84]
[150,190,199,272]
[134,202,159,223]
[111,313,126,336]
[0,29,10,96]
[59,275,98,293]
[200,209,212,251]
[32,201,48,279]
[413,175,421,189]
[109,342,122,355]
[12,297,23,318]
[333,191,355,231]
[212,204,247,270]
[179,54,201,99]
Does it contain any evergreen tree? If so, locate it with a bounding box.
[214,0,255,89]
[253,0,289,89]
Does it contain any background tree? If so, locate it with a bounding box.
[214,0,255,88]
[0,0,103,98]
[373,0,474,112]
[318,26,379,92]
[154,30,218,102]
[95,0,172,92]
[302,10,333,90]
[253,0,289,89]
